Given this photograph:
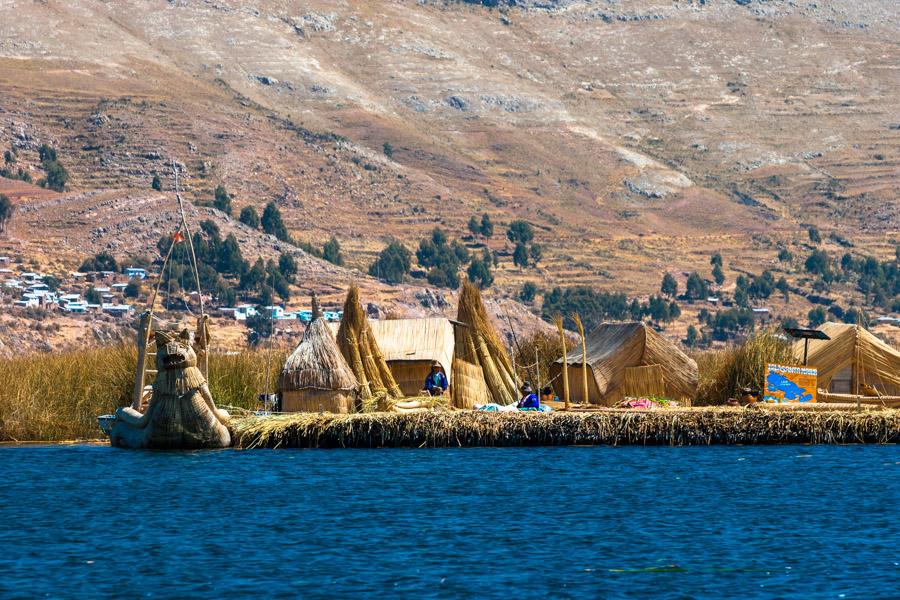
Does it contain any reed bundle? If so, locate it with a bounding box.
[694,329,794,405]
[452,281,518,408]
[335,286,402,404]
[231,407,900,449]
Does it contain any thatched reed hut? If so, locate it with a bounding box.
[452,281,518,409]
[335,286,403,402]
[368,317,455,396]
[279,317,358,413]
[795,323,900,406]
[550,321,698,406]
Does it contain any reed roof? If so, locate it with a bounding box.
[368,318,455,371]
[557,321,698,400]
[794,322,900,395]
[280,318,358,393]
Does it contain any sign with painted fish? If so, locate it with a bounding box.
[764,364,817,403]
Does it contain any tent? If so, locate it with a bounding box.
[550,321,698,405]
[279,317,358,413]
[368,317,455,396]
[793,322,900,402]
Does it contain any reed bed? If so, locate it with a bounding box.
[0,345,283,441]
[694,330,795,405]
[231,407,900,449]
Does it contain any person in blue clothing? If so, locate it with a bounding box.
[517,382,539,410]
[424,361,449,396]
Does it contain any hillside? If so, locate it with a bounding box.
[0,0,898,351]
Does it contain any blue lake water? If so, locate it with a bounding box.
[0,445,897,599]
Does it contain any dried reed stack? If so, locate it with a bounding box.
[452,281,518,407]
[572,313,588,407]
[336,286,402,405]
[555,316,570,409]
[231,407,900,449]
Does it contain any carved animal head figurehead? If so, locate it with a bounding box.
[155,329,197,372]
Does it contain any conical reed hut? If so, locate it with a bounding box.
[335,286,403,405]
[279,314,359,414]
[452,281,518,408]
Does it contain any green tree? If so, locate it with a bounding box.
[0,194,12,233]
[426,265,459,289]
[807,306,827,328]
[507,220,534,244]
[712,264,725,286]
[685,272,709,300]
[240,258,266,291]
[3,150,14,165]
[261,202,290,242]
[529,244,542,265]
[43,274,61,292]
[124,279,142,298]
[239,205,260,228]
[382,142,393,158]
[808,226,821,244]
[85,287,101,304]
[660,273,678,298]
[512,242,529,268]
[480,213,494,238]
[777,248,793,263]
[710,252,723,268]
[151,175,162,191]
[322,236,344,266]
[213,185,232,215]
[43,160,68,192]
[217,233,245,275]
[278,253,298,282]
[38,145,57,162]
[79,251,118,273]
[246,311,274,346]
[467,257,494,289]
[519,282,538,303]
[805,249,830,276]
[468,215,480,238]
[684,325,699,348]
[369,241,412,284]
[776,276,790,301]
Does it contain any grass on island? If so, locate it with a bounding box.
[0,344,283,442]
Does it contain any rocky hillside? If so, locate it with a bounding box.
[0,0,897,349]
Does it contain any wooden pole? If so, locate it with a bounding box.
[555,316,570,410]
[573,313,588,405]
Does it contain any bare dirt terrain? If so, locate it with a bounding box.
[0,0,897,351]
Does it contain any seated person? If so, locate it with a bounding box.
[540,386,557,404]
[517,383,540,410]
[424,361,449,396]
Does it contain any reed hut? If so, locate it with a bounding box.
[335,286,403,403]
[452,281,518,409]
[279,317,358,413]
[368,317,455,396]
[550,321,698,406]
[795,323,900,406]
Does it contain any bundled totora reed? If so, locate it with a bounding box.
[452,281,518,408]
[231,407,900,449]
[335,286,402,407]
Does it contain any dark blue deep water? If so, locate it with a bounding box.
[0,445,897,599]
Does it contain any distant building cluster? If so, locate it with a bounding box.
[0,256,342,325]
[0,258,142,317]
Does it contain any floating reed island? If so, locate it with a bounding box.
[230,407,900,449]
